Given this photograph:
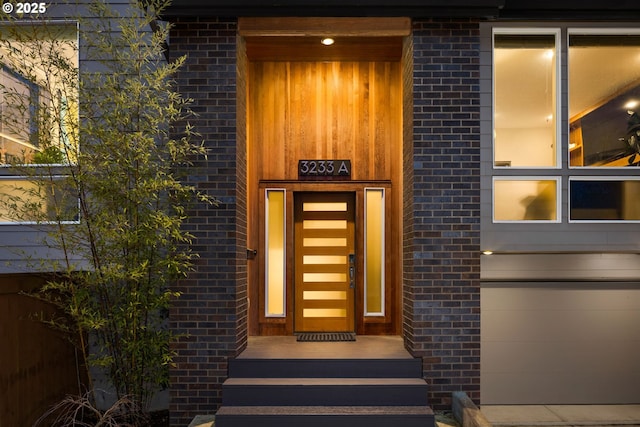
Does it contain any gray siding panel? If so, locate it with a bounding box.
[482,253,640,281]
[0,228,73,273]
[481,285,640,404]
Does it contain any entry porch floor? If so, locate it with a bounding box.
[238,335,413,359]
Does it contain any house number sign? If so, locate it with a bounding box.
[298,160,351,178]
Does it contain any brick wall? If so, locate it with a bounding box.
[406,18,482,409]
[167,16,481,423]
[168,18,246,427]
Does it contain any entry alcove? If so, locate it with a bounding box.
[240,17,411,336]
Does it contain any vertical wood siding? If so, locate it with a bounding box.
[248,61,402,181]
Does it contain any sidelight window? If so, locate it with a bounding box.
[265,189,286,317]
[364,188,385,315]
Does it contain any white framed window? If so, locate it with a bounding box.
[568,28,640,168]
[0,175,79,224]
[0,22,78,167]
[569,177,640,222]
[490,26,640,225]
[493,28,561,169]
[0,22,79,225]
[493,177,561,223]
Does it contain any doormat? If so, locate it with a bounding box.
[296,332,356,342]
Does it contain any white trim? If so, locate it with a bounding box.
[567,28,640,36]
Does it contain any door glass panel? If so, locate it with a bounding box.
[303,202,347,211]
[303,237,347,247]
[303,219,347,229]
[303,309,347,318]
[365,188,385,315]
[303,255,346,264]
[303,291,347,300]
[265,189,285,317]
[303,273,347,282]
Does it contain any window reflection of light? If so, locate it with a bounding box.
[624,100,639,111]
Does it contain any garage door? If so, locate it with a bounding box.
[482,284,640,404]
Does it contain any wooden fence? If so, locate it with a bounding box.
[0,274,83,427]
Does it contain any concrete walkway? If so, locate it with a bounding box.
[482,405,640,426]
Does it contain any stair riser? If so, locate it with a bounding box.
[222,384,429,406]
[215,414,434,427]
[228,358,423,378]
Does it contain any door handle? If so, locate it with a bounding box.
[348,253,355,289]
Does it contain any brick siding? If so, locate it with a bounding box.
[168,17,247,427]
[168,16,481,424]
[406,18,482,409]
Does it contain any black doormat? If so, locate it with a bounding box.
[296,332,356,342]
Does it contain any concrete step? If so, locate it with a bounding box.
[221,377,429,406]
[228,357,422,378]
[214,405,435,427]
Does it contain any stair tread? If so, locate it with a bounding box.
[224,377,427,386]
[217,405,434,416]
[228,358,423,378]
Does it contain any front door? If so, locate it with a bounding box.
[294,193,355,332]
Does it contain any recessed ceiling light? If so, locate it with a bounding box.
[321,37,335,46]
[482,250,493,255]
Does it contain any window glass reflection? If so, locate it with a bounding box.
[569,33,640,167]
[494,179,558,222]
[493,33,558,168]
[570,179,640,221]
[0,24,78,166]
[0,177,78,223]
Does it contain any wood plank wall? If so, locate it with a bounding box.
[246,58,403,335]
[248,60,402,181]
[0,275,82,426]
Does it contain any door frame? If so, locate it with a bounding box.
[253,181,398,336]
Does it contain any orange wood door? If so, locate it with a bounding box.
[294,193,355,332]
